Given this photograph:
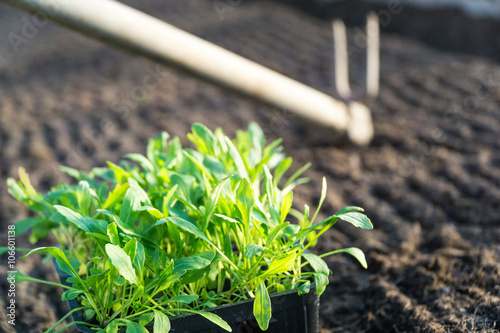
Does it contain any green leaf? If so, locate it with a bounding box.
[244,244,265,259]
[280,191,293,224]
[302,253,330,276]
[204,177,230,230]
[314,272,329,295]
[165,294,199,304]
[120,178,150,225]
[179,252,216,284]
[283,162,311,189]
[124,320,148,333]
[335,206,365,215]
[19,167,38,197]
[273,157,292,186]
[265,222,289,247]
[77,181,91,215]
[91,167,115,181]
[105,244,139,285]
[266,252,297,276]
[248,122,265,163]
[203,155,228,179]
[53,205,94,233]
[214,214,241,224]
[107,162,129,184]
[262,138,283,160]
[124,238,138,264]
[224,136,249,179]
[254,281,272,331]
[187,310,231,332]
[59,166,90,182]
[284,223,300,238]
[12,270,68,288]
[298,280,311,295]
[7,178,27,201]
[125,153,155,173]
[21,247,78,277]
[14,217,43,236]
[153,310,171,333]
[107,223,120,245]
[170,173,196,208]
[236,178,254,226]
[113,216,158,248]
[172,252,214,274]
[148,132,169,166]
[263,165,276,208]
[156,271,185,293]
[163,217,215,248]
[0,247,31,255]
[309,177,327,225]
[61,288,85,301]
[164,137,182,169]
[336,209,373,229]
[189,123,216,155]
[269,206,280,227]
[28,220,52,243]
[105,321,118,333]
[134,242,146,275]
[253,201,272,227]
[85,308,96,321]
[136,206,163,219]
[103,182,129,210]
[325,247,368,269]
[138,312,154,326]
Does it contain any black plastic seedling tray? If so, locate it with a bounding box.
[55,263,319,333]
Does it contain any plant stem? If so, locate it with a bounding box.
[44,307,85,333]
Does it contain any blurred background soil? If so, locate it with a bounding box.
[0,0,499,332]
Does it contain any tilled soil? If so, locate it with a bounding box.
[0,1,499,332]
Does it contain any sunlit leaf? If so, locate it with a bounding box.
[280,191,293,224]
[153,310,171,333]
[165,294,199,304]
[266,252,297,276]
[172,251,214,274]
[336,210,373,230]
[236,178,254,226]
[138,312,154,326]
[53,206,94,233]
[105,244,139,285]
[124,319,148,333]
[323,247,368,269]
[77,181,91,215]
[224,136,249,179]
[186,310,231,332]
[21,247,78,277]
[265,222,289,247]
[302,252,330,276]
[254,281,271,331]
[244,243,265,259]
[102,182,129,210]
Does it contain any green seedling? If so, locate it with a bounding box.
[8,122,372,332]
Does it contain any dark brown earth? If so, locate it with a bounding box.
[0,0,499,332]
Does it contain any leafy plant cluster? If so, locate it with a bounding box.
[8,123,372,332]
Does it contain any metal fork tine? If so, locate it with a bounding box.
[366,12,380,99]
[332,19,352,100]
[331,12,379,145]
[332,12,380,103]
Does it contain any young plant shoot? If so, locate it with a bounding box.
[8,122,372,332]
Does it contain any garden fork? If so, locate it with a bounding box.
[332,12,380,144]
